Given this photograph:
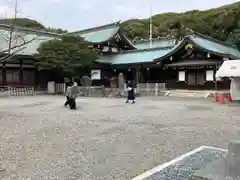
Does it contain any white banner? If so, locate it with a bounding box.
[178,71,185,81]
[206,70,214,81]
[91,69,101,80]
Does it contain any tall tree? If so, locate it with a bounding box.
[122,2,240,48]
[36,35,97,76]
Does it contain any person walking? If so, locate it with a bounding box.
[125,80,136,104]
[68,82,78,109]
[64,82,71,107]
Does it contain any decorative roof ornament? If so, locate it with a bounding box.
[185,44,193,50]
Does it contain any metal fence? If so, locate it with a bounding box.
[137,83,166,96]
[53,82,166,97]
[78,86,105,97]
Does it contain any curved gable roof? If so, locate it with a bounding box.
[0,24,58,56]
[65,21,121,44]
[189,33,240,59]
[97,47,172,65]
[153,33,240,62]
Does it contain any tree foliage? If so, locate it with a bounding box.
[47,27,68,34]
[0,18,45,30]
[122,2,240,49]
[36,35,97,74]
[0,18,68,33]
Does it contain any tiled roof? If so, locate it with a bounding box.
[65,21,121,44]
[0,24,58,56]
[97,31,240,65]
[189,33,240,59]
[133,31,240,60]
[97,47,172,65]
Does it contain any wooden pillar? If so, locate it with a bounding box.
[35,68,38,88]
[2,63,6,85]
[20,59,23,85]
[135,67,140,84]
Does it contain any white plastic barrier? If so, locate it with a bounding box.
[8,87,36,96]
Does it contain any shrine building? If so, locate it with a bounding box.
[1,21,240,90]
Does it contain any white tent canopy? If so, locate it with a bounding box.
[216,60,240,78]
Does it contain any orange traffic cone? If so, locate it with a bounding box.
[214,92,219,102]
[221,93,225,104]
[228,94,232,102]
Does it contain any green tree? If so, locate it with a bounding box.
[0,18,45,30]
[47,27,68,34]
[36,36,97,77]
[121,1,240,47]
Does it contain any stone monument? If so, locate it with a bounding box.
[192,140,240,180]
[118,73,125,96]
[225,140,240,178]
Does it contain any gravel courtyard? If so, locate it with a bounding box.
[0,96,240,180]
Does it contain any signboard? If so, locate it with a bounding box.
[178,71,185,81]
[47,81,55,94]
[206,70,214,81]
[91,69,101,80]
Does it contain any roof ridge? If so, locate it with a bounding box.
[113,46,173,54]
[66,21,121,35]
[0,24,59,37]
[134,37,174,43]
[189,29,237,49]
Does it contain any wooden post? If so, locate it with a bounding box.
[20,59,23,85]
[2,63,6,85]
[147,82,149,96]
[155,83,158,96]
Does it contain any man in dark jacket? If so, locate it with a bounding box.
[125,80,136,104]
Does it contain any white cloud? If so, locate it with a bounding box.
[0,4,15,18]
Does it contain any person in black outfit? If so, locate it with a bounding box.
[126,80,136,104]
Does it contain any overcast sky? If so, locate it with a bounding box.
[0,0,238,32]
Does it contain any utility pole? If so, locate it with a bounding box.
[8,0,19,55]
[149,1,153,48]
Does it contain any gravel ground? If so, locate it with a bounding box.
[0,96,240,180]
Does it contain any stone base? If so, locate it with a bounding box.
[192,156,239,180]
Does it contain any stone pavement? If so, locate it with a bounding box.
[0,96,239,180]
